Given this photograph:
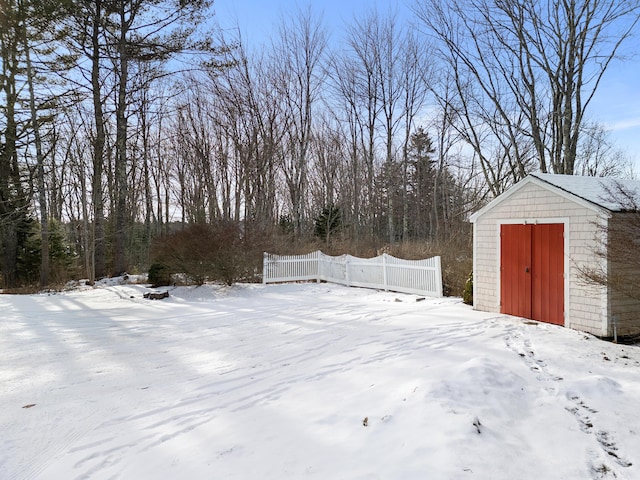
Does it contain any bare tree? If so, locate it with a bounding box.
[325,50,369,238]
[66,0,214,275]
[575,122,633,177]
[273,7,327,236]
[64,0,116,280]
[341,12,383,237]
[399,30,430,241]
[60,109,94,278]
[206,36,285,226]
[372,10,404,243]
[579,183,640,305]
[307,114,346,217]
[416,0,640,187]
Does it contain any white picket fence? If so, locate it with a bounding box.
[262,250,443,297]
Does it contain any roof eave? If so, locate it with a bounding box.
[470,175,609,223]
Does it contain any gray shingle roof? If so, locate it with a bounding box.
[531,173,640,212]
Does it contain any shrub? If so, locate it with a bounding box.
[148,262,171,287]
[380,239,472,297]
[462,272,473,305]
[151,220,267,286]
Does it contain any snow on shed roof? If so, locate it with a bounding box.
[531,173,640,212]
[469,173,640,222]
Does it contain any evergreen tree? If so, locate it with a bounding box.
[314,205,342,245]
[1,0,32,287]
[407,127,435,239]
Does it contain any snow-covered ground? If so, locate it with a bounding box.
[1,282,639,480]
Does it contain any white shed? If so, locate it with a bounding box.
[470,173,640,337]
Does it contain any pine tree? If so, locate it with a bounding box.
[314,205,342,245]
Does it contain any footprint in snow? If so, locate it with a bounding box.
[564,393,632,470]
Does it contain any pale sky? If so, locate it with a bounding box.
[214,0,405,44]
[213,0,640,167]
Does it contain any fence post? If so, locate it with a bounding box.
[263,252,269,284]
[382,253,388,291]
[345,255,350,287]
[435,255,443,297]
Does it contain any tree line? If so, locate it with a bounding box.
[1,0,638,288]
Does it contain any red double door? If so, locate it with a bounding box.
[500,223,564,325]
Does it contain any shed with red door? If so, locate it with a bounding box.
[470,173,640,337]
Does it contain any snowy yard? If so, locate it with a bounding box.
[1,282,640,480]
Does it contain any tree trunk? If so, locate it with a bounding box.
[0,1,24,288]
[113,4,129,275]
[90,0,106,280]
[22,18,49,287]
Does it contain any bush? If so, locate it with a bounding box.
[378,239,472,297]
[148,262,171,287]
[462,272,473,305]
[151,220,267,286]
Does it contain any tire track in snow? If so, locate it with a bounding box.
[7,286,583,479]
[8,406,114,480]
[57,301,490,479]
